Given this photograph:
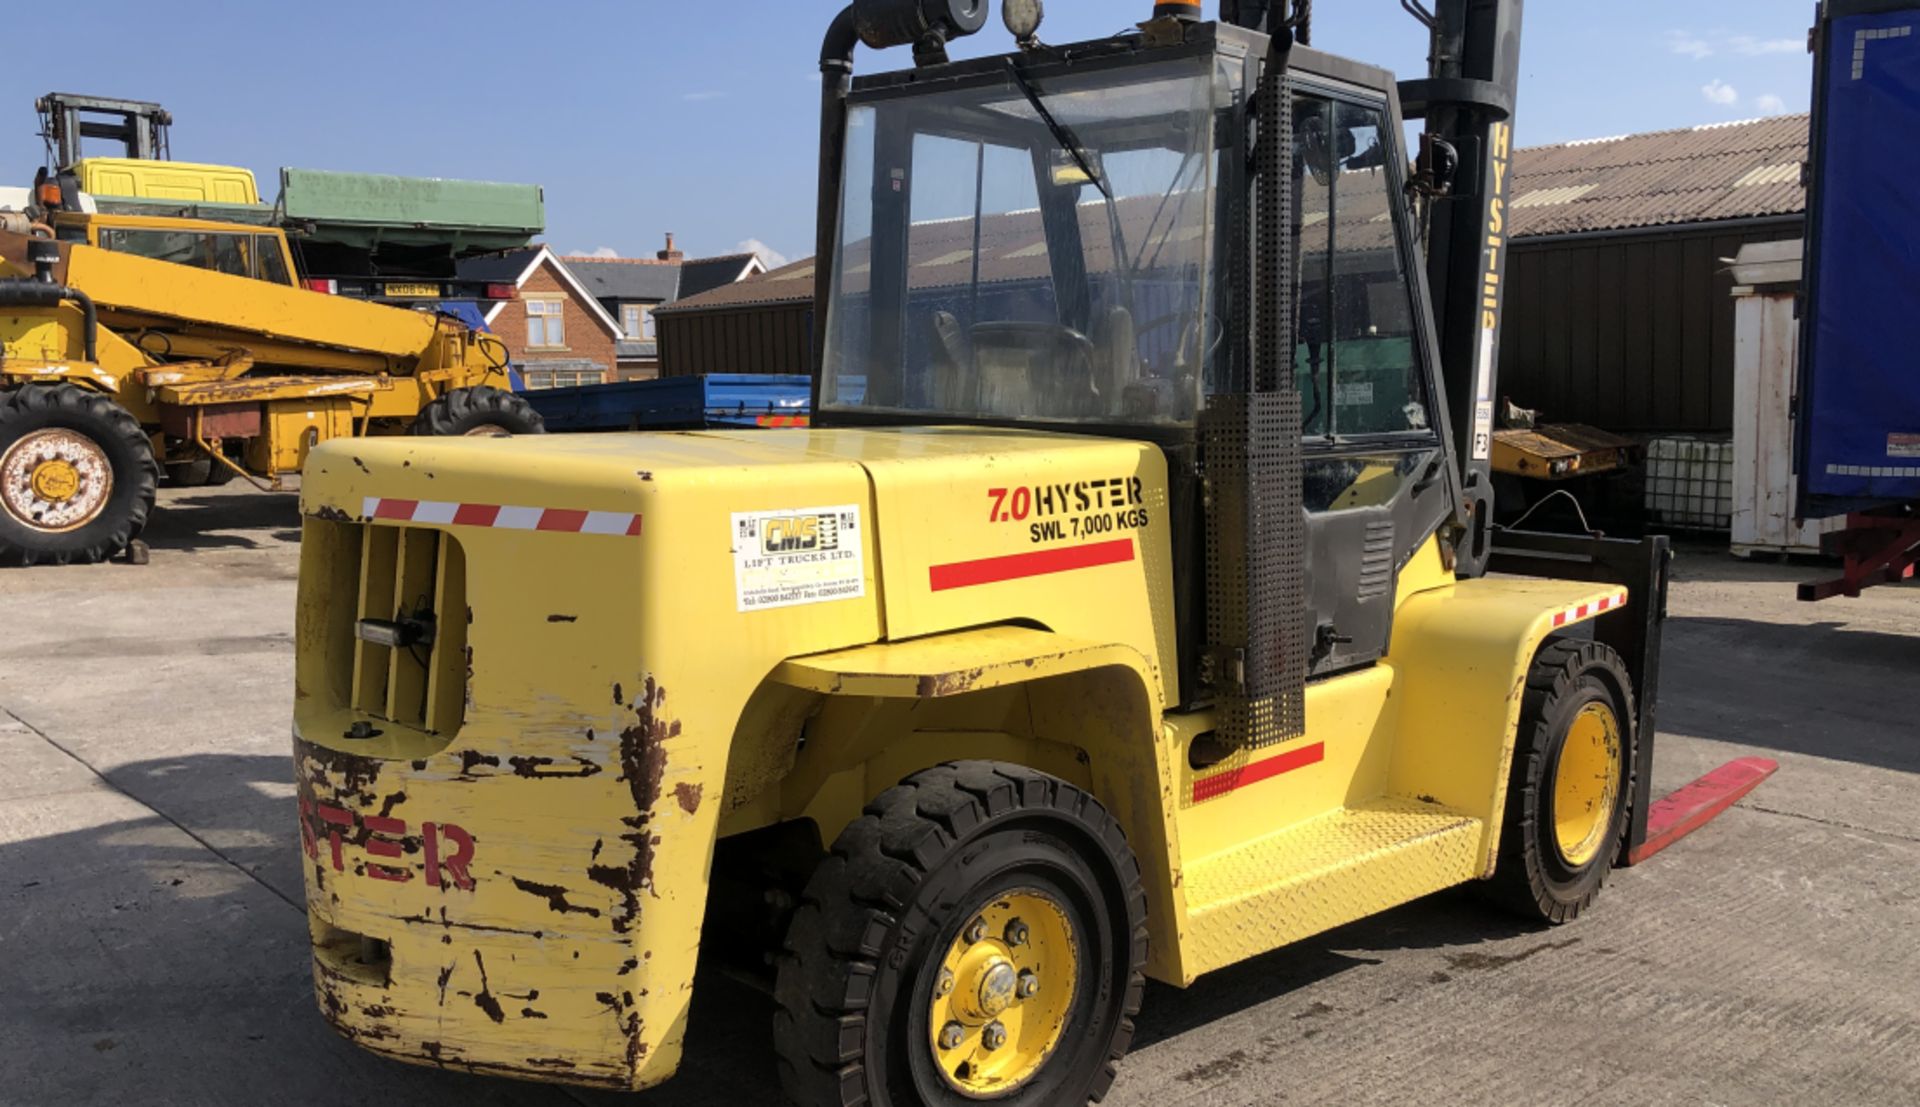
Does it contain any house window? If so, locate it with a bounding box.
[525,298,567,349]
[620,303,653,339]
[522,366,604,390]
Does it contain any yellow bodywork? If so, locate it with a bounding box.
[0,230,511,480]
[291,426,1637,1090]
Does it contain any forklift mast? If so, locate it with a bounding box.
[36,93,173,171]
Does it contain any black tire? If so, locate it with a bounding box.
[166,456,240,488]
[164,457,213,488]
[775,761,1148,1107]
[0,385,158,566]
[1482,639,1636,924]
[411,386,545,437]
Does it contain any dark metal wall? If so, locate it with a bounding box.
[1498,217,1802,433]
[655,303,813,378]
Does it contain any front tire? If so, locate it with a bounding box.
[0,384,158,566]
[1483,639,1635,923]
[774,761,1148,1107]
[411,386,545,437]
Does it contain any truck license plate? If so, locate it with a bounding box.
[384,283,441,298]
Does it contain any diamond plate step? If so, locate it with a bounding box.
[1182,797,1484,976]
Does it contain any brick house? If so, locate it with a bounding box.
[564,234,765,380]
[459,246,624,389]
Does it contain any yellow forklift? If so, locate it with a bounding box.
[289,1,1769,1102]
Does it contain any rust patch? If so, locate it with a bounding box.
[436,963,454,1006]
[457,750,501,775]
[915,667,987,698]
[521,1008,549,1020]
[351,456,370,474]
[547,614,578,623]
[311,505,352,523]
[511,877,603,918]
[525,1056,574,1067]
[592,676,677,931]
[507,755,603,779]
[471,950,505,1023]
[673,781,703,815]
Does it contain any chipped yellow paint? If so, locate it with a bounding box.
[292,430,1639,1089]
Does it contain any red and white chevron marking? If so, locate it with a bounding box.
[360,497,642,536]
[1551,589,1628,628]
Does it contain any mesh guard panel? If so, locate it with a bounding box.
[1203,392,1306,747]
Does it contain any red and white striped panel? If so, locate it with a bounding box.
[1551,589,1629,628]
[360,497,642,536]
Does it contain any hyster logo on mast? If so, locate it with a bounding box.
[1472,120,1514,461]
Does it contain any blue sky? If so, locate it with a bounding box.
[0,1,1813,267]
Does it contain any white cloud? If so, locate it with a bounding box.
[682,91,726,102]
[1732,35,1803,56]
[1755,93,1789,115]
[1702,79,1740,107]
[737,238,791,268]
[574,246,620,259]
[1666,31,1715,59]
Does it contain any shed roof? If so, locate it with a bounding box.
[1507,114,1807,238]
[659,114,1810,315]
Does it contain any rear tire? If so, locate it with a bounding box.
[0,384,158,566]
[1482,639,1635,924]
[774,761,1148,1107]
[411,386,544,437]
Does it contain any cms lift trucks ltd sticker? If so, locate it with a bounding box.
[732,504,866,611]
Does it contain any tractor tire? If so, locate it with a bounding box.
[411,386,545,437]
[774,761,1148,1107]
[1482,639,1636,924]
[0,384,159,566]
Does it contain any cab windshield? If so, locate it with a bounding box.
[819,55,1220,426]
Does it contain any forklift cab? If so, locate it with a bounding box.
[816,21,1455,682]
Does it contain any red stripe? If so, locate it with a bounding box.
[372,499,417,521]
[537,508,589,532]
[929,538,1135,592]
[1191,742,1326,803]
[625,515,645,536]
[452,503,501,527]
[1552,611,1569,628]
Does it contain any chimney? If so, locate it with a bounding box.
[658,232,684,262]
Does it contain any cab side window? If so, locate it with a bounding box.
[1292,95,1431,442]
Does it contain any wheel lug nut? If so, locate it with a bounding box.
[963,917,987,944]
[981,1021,1007,1051]
[939,1020,966,1050]
[1016,970,1039,999]
[1004,919,1029,947]
[935,969,954,997]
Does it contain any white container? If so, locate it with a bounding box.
[1645,435,1735,530]
[1727,240,1843,556]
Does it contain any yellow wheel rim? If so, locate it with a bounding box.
[927,888,1079,1098]
[32,458,80,502]
[1553,701,1623,867]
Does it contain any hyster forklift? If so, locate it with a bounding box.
[290,1,1767,1102]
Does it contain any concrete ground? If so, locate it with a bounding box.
[2,483,1916,1106]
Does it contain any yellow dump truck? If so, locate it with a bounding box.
[289,3,1764,1104]
[0,228,539,565]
